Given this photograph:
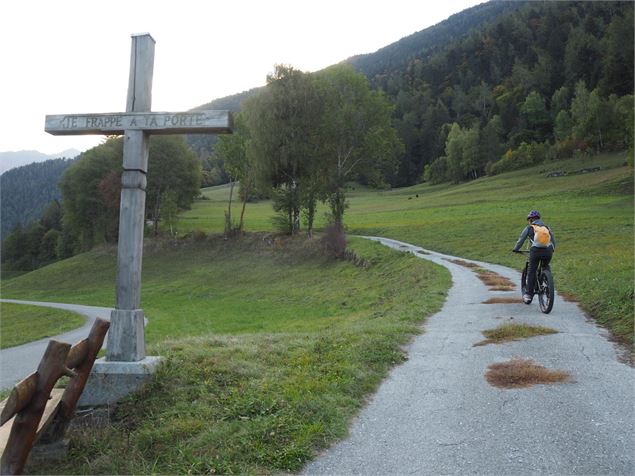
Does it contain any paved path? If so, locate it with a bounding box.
[0,300,113,390]
[305,237,634,475]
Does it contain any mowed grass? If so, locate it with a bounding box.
[0,302,85,349]
[178,152,634,345]
[5,236,450,475]
[1,152,631,473]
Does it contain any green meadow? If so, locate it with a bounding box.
[0,302,85,349]
[6,236,449,474]
[1,151,632,474]
[180,152,634,345]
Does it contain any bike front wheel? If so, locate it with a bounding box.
[537,268,555,314]
[521,263,528,296]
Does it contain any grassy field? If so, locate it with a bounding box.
[179,152,634,345]
[6,236,449,474]
[0,302,85,349]
[1,151,631,474]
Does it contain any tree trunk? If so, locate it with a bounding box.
[226,179,235,235]
[238,183,249,234]
[305,193,316,238]
[152,192,162,236]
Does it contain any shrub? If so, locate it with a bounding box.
[423,156,449,184]
[320,222,347,258]
[488,142,553,175]
[551,136,589,159]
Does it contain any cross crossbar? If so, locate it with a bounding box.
[45,110,232,136]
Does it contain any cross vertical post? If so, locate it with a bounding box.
[44,33,232,405]
[106,34,155,362]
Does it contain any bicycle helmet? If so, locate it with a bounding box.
[527,210,541,220]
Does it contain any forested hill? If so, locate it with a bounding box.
[191,1,632,188]
[351,1,634,185]
[346,1,524,80]
[0,158,76,239]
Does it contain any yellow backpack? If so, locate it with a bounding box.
[531,224,551,247]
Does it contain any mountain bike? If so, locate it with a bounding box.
[515,250,555,314]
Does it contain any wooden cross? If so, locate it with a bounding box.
[45,34,232,363]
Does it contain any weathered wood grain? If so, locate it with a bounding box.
[0,374,38,427]
[39,319,110,444]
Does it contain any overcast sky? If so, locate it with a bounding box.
[0,0,484,155]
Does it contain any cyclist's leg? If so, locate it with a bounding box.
[526,248,540,299]
[540,248,554,269]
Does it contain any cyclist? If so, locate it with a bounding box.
[512,210,556,304]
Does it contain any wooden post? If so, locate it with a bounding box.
[37,319,110,444]
[106,34,154,362]
[0,341,71,475]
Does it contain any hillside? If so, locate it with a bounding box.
[370,1,634,185]
[346,1,523,79]
[2,237,451,474]
[174,151,633,345]
[186,1,633,188]
[3,154,632,474]
[0,157,76,238]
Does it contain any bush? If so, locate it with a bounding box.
[39,229,61,263]
[488,142,553,175]
[552,137,590,160]
[320,222,347,258]
[423,157,449,184]
[180,229,208,242]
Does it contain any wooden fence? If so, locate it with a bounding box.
[0,318,109,475]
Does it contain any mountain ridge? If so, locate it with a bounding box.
[345,1,524,80]
[0,149,80,174]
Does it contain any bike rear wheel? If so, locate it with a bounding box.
[537,267,554,314]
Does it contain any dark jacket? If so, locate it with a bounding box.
[513,219,556,251]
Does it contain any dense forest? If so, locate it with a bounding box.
[353,1,634,185]
[0,158,75,239]
[1,136,200,271]
[347,1,524,79]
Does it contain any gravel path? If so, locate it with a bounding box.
[304,237,634,475]
[0,300,113,390]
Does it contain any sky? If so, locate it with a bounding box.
[0,0,484,155]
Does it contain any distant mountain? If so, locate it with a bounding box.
[193,87,262,113]
[0,149,80,174]
[0,157,77,238]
